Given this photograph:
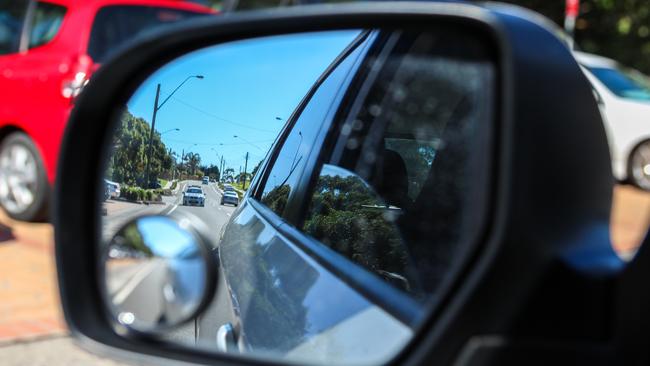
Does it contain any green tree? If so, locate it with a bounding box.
[302,172,414,293]
[185,152,201,177]
[500,0,650,74]
[200,164,221,181]
[107,110,174,187]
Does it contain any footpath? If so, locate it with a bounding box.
[0,210,127,365]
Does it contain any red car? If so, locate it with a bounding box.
[0,0,214,221]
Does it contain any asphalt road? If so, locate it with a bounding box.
[101,180,237,348]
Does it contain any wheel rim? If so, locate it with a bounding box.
[0,142,38,214]
[631,141,650,190]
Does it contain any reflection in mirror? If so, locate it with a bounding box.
[100,28,496,365]
[103,216,210,333]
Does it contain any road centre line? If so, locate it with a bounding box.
[113,260,160,305]
[167,204,178,215]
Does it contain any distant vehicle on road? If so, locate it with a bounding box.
[223,184,236,193]
[0,0,215,221]
[220,191,239,206]
[182,186,205,207]
[575,51,650,190]
[202,176,209,185]
[104,179,121,199]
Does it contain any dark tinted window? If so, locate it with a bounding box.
[259,39,365,216]
[88,6,208,63]
[29,2,66,49]
[303,31,495,298]
[0,0,28,55]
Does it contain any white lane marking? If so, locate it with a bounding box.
[227,213,231,217]
[212,185,220,196]
[113,260,160,305]
[167,204,178,215]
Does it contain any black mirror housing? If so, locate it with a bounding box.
[54,3,630,366]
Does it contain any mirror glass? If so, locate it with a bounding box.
[101,29,496,364]
[103,215,210,334]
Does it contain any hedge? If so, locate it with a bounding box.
[120,186,162,202]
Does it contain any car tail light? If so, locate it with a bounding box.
[61,54,94,100]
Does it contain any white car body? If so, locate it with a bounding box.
[183,186,205,206]
[104,179,121,198]
[574,51,650,188]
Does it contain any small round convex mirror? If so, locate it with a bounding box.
[102,215,215,333]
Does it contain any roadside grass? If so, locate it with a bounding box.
[218,181,246,199]
[158,178,168,188]
[231,182,248,192]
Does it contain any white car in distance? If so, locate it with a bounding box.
[182,186,205,207]
[575,51,650,190]
[104,179,121,199]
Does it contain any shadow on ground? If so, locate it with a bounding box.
[0,223,14,243]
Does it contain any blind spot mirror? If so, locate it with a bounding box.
[103,215,214,333]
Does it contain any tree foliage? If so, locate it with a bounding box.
[302,174,410,279]
[501,0,650,74]
[107,110,174,187]
[185,152,201,176]
[198,0,650,75]
[201,164,221,181]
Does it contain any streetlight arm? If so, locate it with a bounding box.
[158,75,202,110]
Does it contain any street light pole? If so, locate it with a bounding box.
[143,75,203,187]
[143,83,161,187]
[243,152,249,190]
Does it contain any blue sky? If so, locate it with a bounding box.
[137,217,195,258]
[127,30,360,173]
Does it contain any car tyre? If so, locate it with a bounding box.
[628,140,650,191]
[0,132,49,222]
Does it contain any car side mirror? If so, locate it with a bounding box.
[54,3,627,366]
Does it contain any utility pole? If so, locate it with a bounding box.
[143,83,161,188]
[143,75,203,188]
[220,156,224,182]
[243,152,249,190]
[181,148,185,179]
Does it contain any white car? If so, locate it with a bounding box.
[182,186,205,207]
[575,51,650,190]
[220,191,239,206]
[104,179,121,199]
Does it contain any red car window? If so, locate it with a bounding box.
[87,5,210,63]
[0,0,28,55]
[29,2,67,49]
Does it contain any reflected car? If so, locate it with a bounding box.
[220,191,238,206]
[575,51,650,190]
[104,179,120,198]
[183,186,205,207]
[0,0,214,221]
[197,28,499,363]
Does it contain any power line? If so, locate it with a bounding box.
[158,90,279,134]
[165,138,274,147]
